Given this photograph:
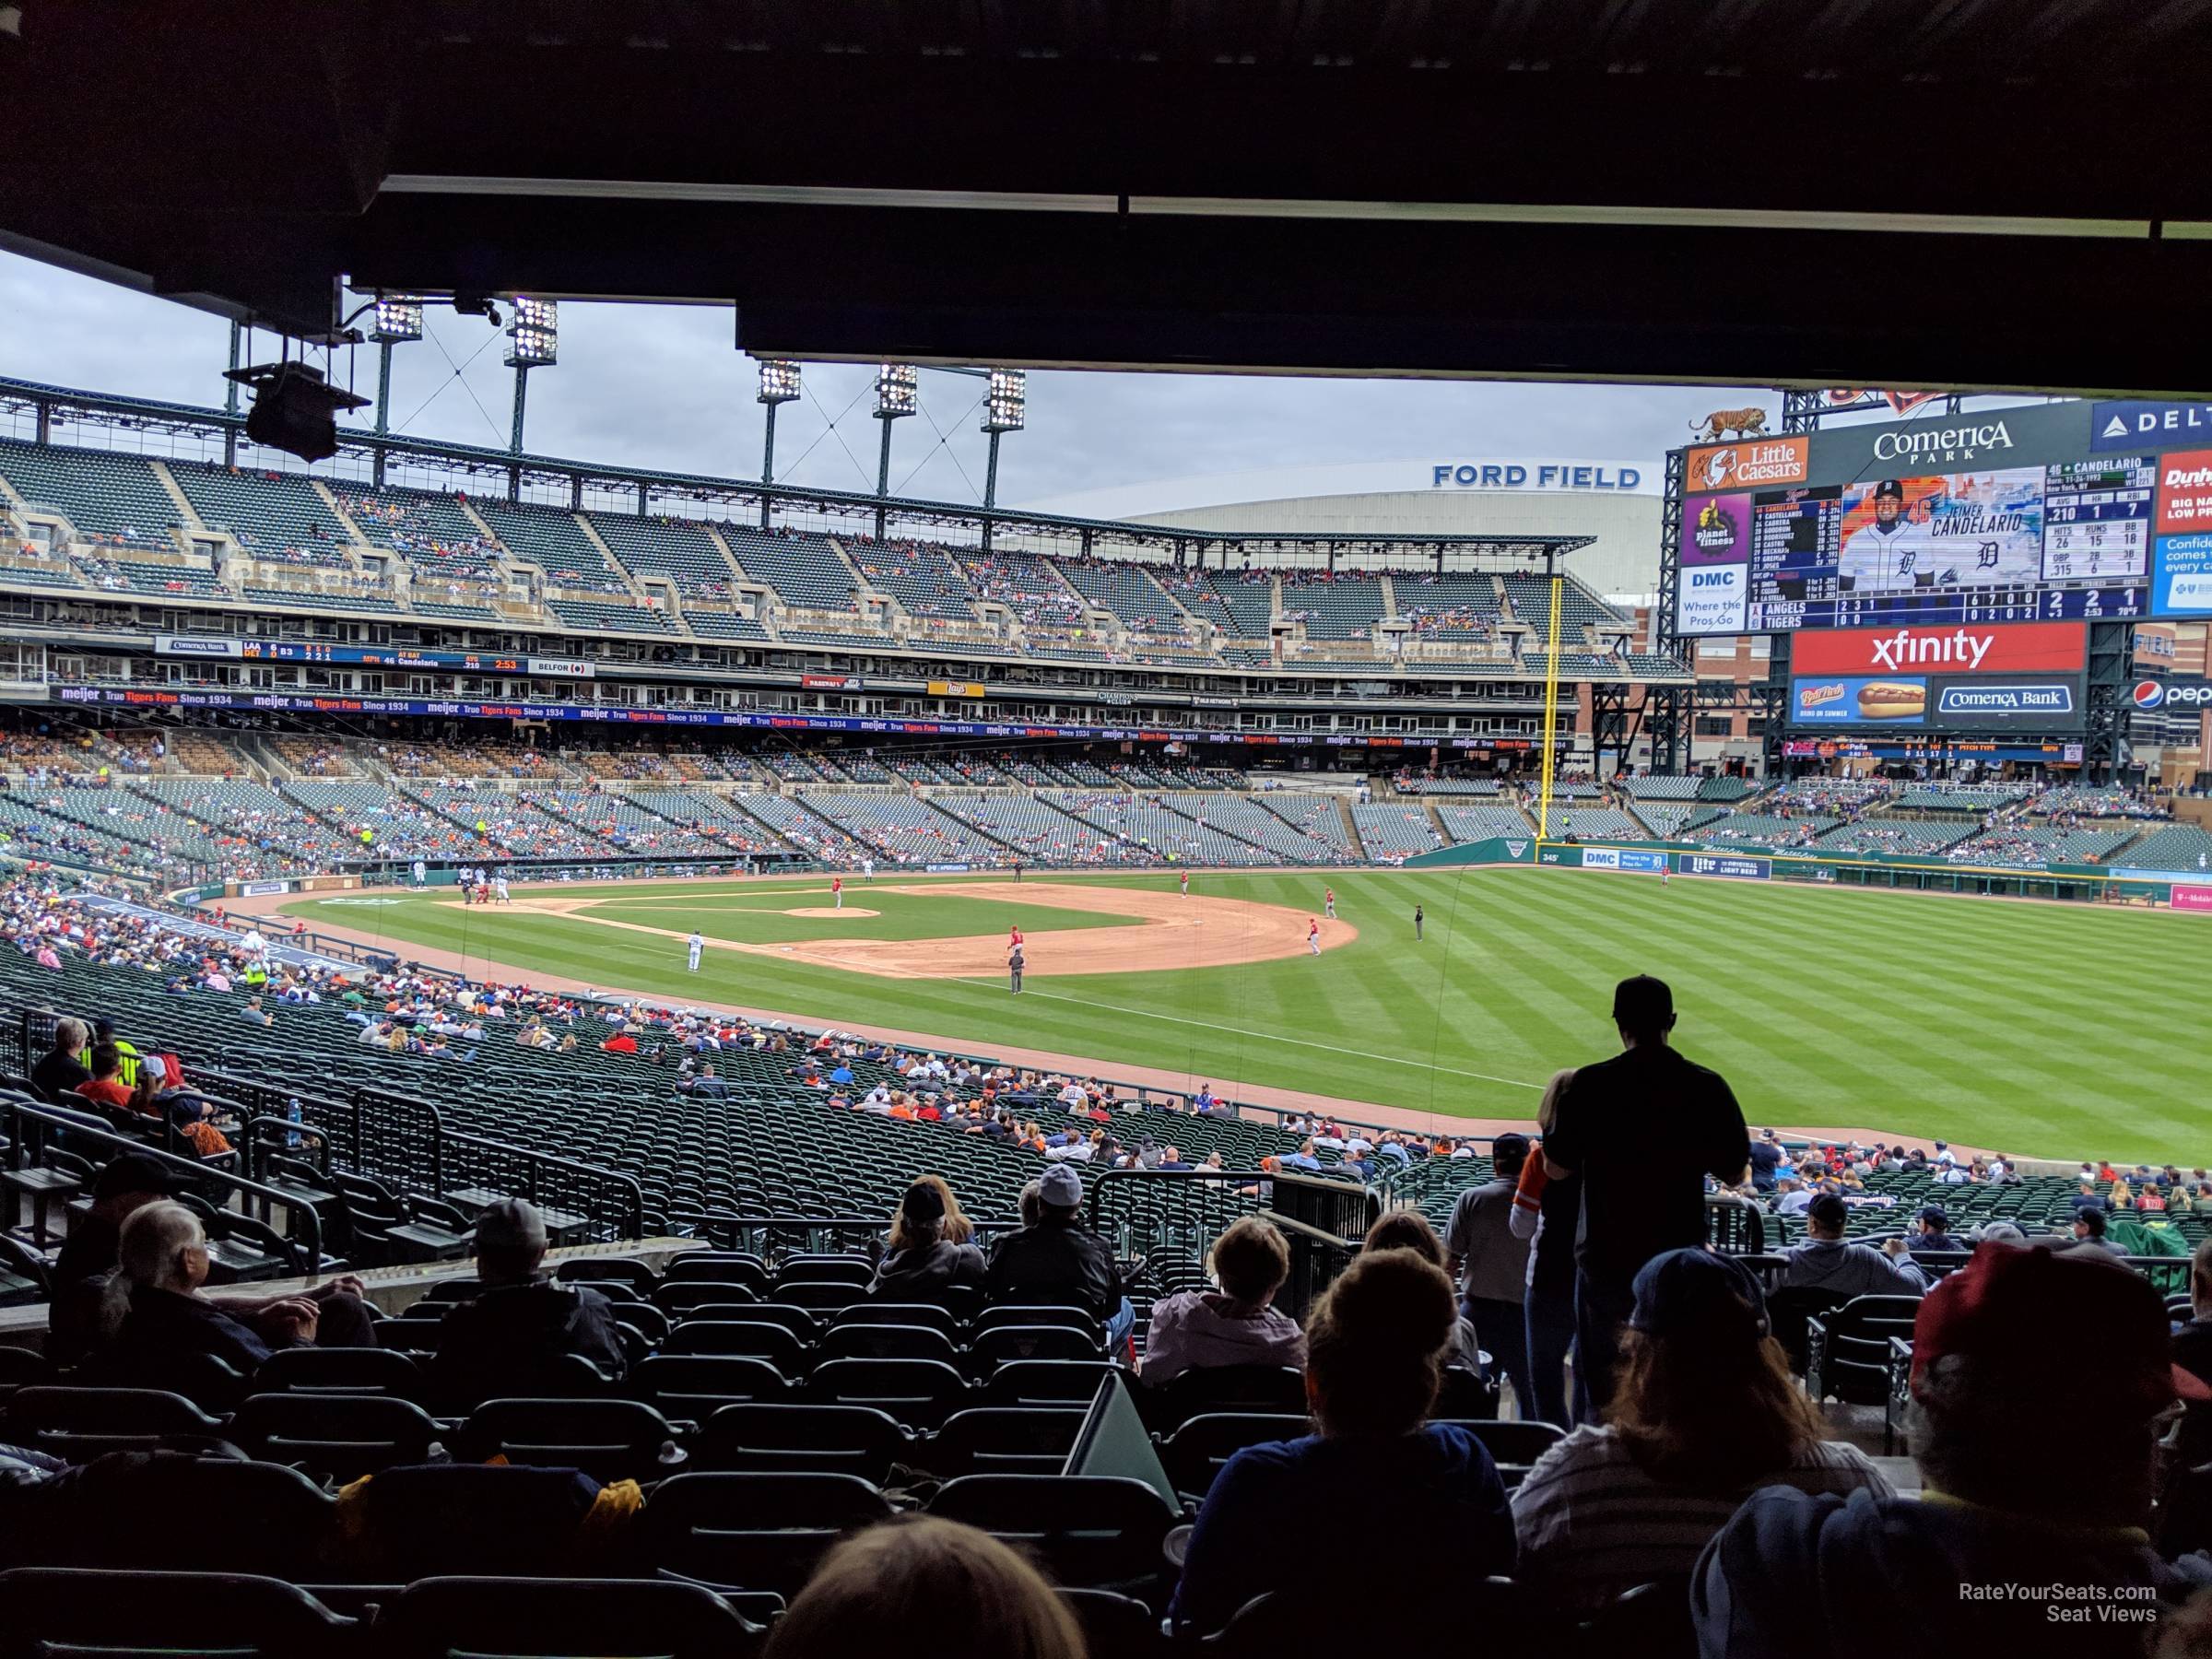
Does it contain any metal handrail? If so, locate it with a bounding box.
[2,1095,325,1265]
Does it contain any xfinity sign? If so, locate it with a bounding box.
[1794,622,2087,677]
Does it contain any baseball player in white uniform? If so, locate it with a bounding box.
[687,930,704,972]
[411,859,427,888]
[1840,479,1942,593]
[493,874,511,905]
[862,857,875,882]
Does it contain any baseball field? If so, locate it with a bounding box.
[275,868,2208,1163]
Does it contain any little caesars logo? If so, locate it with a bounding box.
[1689,436,1807,490]
[1871,419,2015,466]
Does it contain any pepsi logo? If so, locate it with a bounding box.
[2135,681,2166,709]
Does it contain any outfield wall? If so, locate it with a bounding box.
[1404,836,2195,907]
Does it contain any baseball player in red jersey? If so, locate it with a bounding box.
[1324,887,1336,919]
[1308,918,1321,957]
[832,876,844,910]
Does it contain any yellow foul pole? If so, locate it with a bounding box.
[1536,570,1563,841]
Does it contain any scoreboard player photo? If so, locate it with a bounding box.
[1837,469,2044,594]
[1837,479,1934,593]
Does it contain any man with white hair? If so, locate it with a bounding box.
[29,1018,91,1102]
[100,1199,375,1382]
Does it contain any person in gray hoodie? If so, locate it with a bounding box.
[1773,1194,1929,1297]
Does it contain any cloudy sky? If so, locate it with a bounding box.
[0,249,1782,509]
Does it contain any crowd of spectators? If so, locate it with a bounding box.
[9,874,2212,1650]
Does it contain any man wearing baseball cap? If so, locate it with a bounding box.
[1911,1206,1967,1256]
[983,1163,1125,1339]
[1541,974,1748,1421]
[1696,1244,2210,1654]
[429,1199,628,1406]
[1840,477,1937,594]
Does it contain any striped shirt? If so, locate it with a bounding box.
[1510,1425,1894,1613]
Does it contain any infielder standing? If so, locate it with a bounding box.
[1324,886,1336,920]
[1308,918,1321,957]
[831,875,844,910]
[1179,869,1190,898]
[1415,903,1424,941]
[687,930,704,972]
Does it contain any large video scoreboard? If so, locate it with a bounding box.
[1674,398,2212,637]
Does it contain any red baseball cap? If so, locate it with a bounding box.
[1911,1242,2186,1415]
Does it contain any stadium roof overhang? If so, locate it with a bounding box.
[6,1,2212,395]
[0,375,1593,566]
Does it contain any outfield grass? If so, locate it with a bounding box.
[286,870,2212,1161]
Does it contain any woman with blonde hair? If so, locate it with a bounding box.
[869,1176,984,1303]
[1509,1068,1579,1425]
[1167,1247,1512,1633]
[764,1515,1084,1659]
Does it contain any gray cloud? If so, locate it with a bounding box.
[2,252,1778,508]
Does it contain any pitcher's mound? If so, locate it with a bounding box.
[784,906,879,919]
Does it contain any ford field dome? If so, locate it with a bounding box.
[1026,457,1663,602]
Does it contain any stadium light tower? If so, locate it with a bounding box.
[979,368,1026,551]
[503,297,558,500]
[368,295,423,488]
[757,359,802,529]
[223,322,243,467]
[873,362,917,538]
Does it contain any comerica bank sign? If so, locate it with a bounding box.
[1430,462,1642,490]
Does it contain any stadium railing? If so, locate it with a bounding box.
[2,1096,328,1267]
[349,1086,646,1242]
[681,1213,1024,1259]
[1088,1168,1371,1323]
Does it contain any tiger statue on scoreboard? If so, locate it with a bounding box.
[1691,407,1771,442]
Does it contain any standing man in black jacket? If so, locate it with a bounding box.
[984,1165,1129,1347]
[1540,974,1748,1423]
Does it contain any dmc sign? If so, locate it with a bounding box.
[1430,463,1641,490]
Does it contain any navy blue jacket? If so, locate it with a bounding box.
[1170,1423,1512,1633]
